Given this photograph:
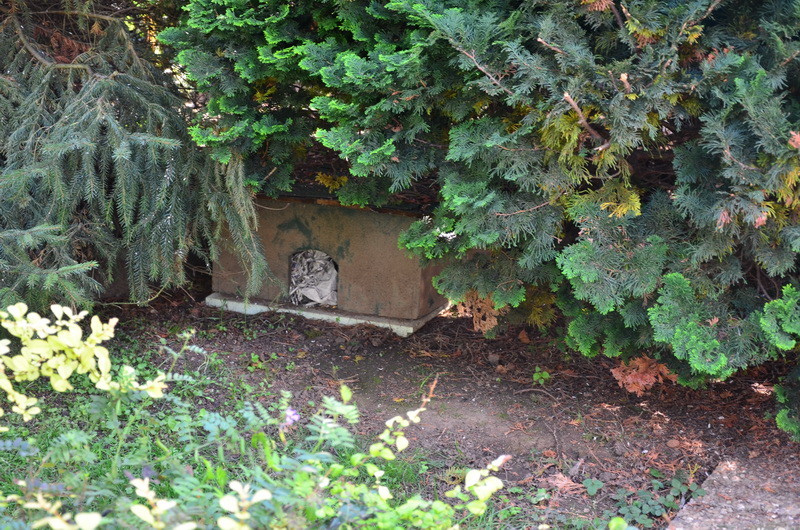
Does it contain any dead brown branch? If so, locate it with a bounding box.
[10,14,94,75]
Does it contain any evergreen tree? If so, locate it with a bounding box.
[166,0,800,436]
[0,0,267,308]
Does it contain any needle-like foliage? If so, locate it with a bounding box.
[0,0,267,308]
[166,0,800,436]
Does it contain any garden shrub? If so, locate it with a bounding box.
[0,305,507,528]
[163,0,800,436]
[0,303,165,431]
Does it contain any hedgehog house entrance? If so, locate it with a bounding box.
[289,249,338,307]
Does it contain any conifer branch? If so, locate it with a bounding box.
[700,0,723,22]
[494,201,552,217]
[536,37,566,55]
[27,10,120,22]
[722,147,758,171]
[495,145,539,152]
[619,73,632,93]
[455,47,514,97]
[608,70,621,91]
[413,138,448,149]
[609,3,626,31]
[1,0,269,306]
[676,0,723,46]
[563,92,610,150]
[780,50,800,68]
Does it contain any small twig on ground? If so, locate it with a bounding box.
[568,457,585,476]
[586,447,613,472]
[437,427,448,442]
[420,375,440,408]
[544,418,561,457]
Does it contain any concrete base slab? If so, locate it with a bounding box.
[669,458,800,529]
[205,292,448,337]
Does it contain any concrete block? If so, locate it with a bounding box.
[210,197,448,333]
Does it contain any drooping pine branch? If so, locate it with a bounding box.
[0,1,268,308]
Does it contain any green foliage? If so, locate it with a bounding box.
[774,364,800,441]
[0,226,99,309]
[0,1,268,308]
[165,0,800,435]
[531,366,551,386]
[608,517,637,530]
[583,478,604,496]
[158,0,335,192]
[0,310,507,528]
[761,285,800,351]
[0,303,166,430]
[604,474,706,528]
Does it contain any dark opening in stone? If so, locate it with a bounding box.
[289,249,338,307]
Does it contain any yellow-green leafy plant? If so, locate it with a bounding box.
[0,303,166,431]
[3,482,103,530]
[1,319,507,529]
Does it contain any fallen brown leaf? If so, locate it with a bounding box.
[495,363,515,374]
[545,473,586,494]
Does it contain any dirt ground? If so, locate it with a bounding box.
[103,289,800,529]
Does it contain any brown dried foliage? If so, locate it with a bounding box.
[545,473,586,494]
[33,27,89,63]
[611,356,677,396]
[582,0,614,11]
[456,290,509,332]
[790,131,800,150]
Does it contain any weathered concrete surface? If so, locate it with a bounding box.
[205,292,447,337]
[670,457,800,529]
[213,197,446,320]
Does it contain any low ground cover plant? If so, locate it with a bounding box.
[0,304,511,528]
